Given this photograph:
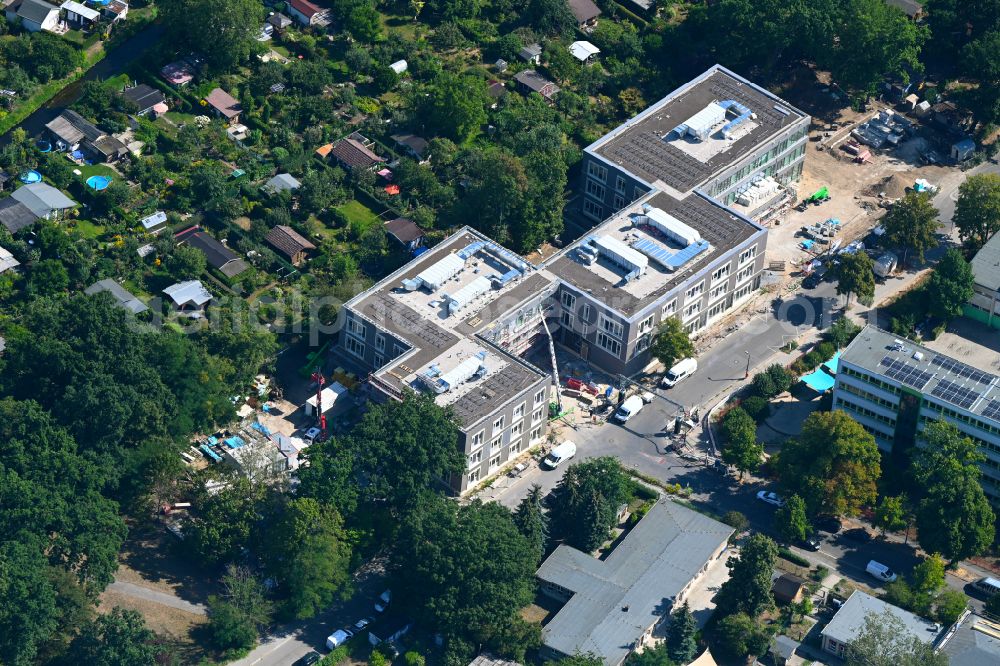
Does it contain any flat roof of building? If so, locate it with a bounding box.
[543,190,761,317]
[840,325,1000,421]
[537,499,733,665]
[938,611,1000,666]
[588,66,806,195]
[345,228,548,428]
[971,232,1000,292]
[821,590,938,647]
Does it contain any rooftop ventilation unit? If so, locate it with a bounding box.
[590,235,647,282]
[420,351,488,393]
[457,240,486,260]
[443,276,492,316]
[718,100,755,139]
[405,252,466,292]
[636,205,701,246]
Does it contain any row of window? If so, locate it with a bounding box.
[836,381,898,411]
[839,366,901,396]
[835,396,897,427]
[467,425,543,484]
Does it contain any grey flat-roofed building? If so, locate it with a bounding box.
[965,232,1000,328]
[85,278,148,314]
[536,499,733,665]
[0,197,39,233]
[10,182,77,219]
[937,610,1000,666]
[833,325,1000,502]
[820,591,938,658]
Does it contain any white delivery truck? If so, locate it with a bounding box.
[613,395,645,423]
[542,441,577,469]
[866,560,898,583]
[662,358,698,388]
[873,252,898,280]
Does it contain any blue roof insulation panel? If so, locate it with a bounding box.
[632,237,675,268]
[665,239,710,271]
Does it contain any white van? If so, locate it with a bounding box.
[972,577,1000,597]
[866,560,898,583]
[613,395,645,423]
[662,358,697,388]
[542,441,577,469]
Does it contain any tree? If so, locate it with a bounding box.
[721,510,749,533]
[881,191,939,265]
[27,259,69,296]
[933,589,968,625]
[927,248,974,321]
[752,364,794,399]
[775,494,811,544]
[186,478,260,567]
[219,565,272,631]
[526,0,575,35]
[666,602,698,664]
[911,421,995,563]
[775,411,881,517]
[713,533,778,617]
[873,495,909,535]
[451,148,529,248]
[650,317,695,371]
[206,598,257,654]
[420,73,487,143]
[720,407,763,479]
[624,642,675,666]
[167,244,207,280]
[836,251,876,307]
[513,484,548,563]
[159,0,263,71]
[69,608,159,666]
[548,458,629,552]
[911,554,946,599]
[713,612,770,660]
[826,316,862,348]
[845,610,948,666]
[393,495,537,660]
[953,173,1000,251]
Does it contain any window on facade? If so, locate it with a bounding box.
[345,336,365,359]
[586,179,606,200]
[490,436,503,452]
[662,300,677,317]
[613,194,626,210]
[510,439,523,454]
[708,301,726,320]
[712,265,730,283]
[638,314,654,334]
[739,247,757,265]
[600,315,624,339]
[534,389,546,405]
[468,469,481,483]
[596,332,623,357]
[347,318,366,340]
[489,454,501,470]
[513,402,525,420]
[686,282,704,300]
[561,291,576,309]
[615,176,626,193]
[468,450,482,468]
[582,303,592,322]
[583,199,604,220]
[510,422,523,438]
[532,407,544,425]
[530,426,542,441]
[471,430,484,450]
[375,334,385,351]
[737,264,755,283]
[711,283,728,300]
[684,301,701,319]
[561,311,574,329]
[685,319,703,334]
[587,162,607,182]
[493,416,505,432]
[373,353,384,368]
[637,334,652,353]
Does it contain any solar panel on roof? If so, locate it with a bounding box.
[879,356,933,390]
[982,399,1000,421]
[930,379,980,410]
[930,356,996,385]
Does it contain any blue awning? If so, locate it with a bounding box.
[801,367,835,392]
[824,351,840,374]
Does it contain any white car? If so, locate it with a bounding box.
[325,629,354,650]
[756,490,785,507]
[304,427,322,443]
[353,617,373,631]
[374,589,391,613]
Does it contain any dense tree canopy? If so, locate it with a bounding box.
[954,173,1000,251]
[927,249,975,322]
[159,0,264,71]
[548,457,630,552]
[713,533,777,617]
[650,317,695,372]
[881,192,939,266]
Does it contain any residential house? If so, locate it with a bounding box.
[384,217,424,252]
[267,12,292,32]
[163,279,213,313]
[885,0,924,20]
[536,499,733,664]
[391,133,429,162]
[85,278,148,314]
[932,101,974,135]
[139,210,168,234]
[0,170,10,192]
[287,0,329,27]
[770,636,800,666]
[567,0,600,29]
[487,80,506,107]
[514,70,559,103]
[5,0,62,33]
[161,60,195,87]
[772,573,806,605]
[569,40,600,64]
[467,656,520,666]
[45,109,127,162]
[265,225,316,265]
[368,615,412,647]
[0,198,39,233]
[328,134,385,172]
[10,182,76,220]
[937,610,1000,666]
[0,246,19,274]
[518,43,542,65]
[262,173,301,195]
[175,227,249,278]
[821,591,939,658]
[89,135,130,162]
[205,88,242,125]
[101,0,127,21]
[122,84,167,116]
[60,0,99,29]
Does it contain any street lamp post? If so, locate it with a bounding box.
[744,350,751,379]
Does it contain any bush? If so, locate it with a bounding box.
[319,646,350,665]
[811,565,829,582]
[721,510,749,533]
[815,341,836,361]
[777,547,810,567]
[741,396,771,423]
[780,340,799,353]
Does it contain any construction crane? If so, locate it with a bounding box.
[540,313,562,413]
[311,371,327,439]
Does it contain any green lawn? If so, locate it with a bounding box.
[336,200,381,231]
[70,218,106,239]
[77,163,118,181]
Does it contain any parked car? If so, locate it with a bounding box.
[814,515,842,533]
[542,441,577,469]
[843,528,873,543]
[661,358,697,388]
[354,617,375,631]
[326,629,354,650]
[375,589,391,613]
[866,560,898,583]
[756,490,785,507]
[802,272,822,289]
[613,395,645,423]
[295,652,322,666]
[800,535,822,551]
[970,577,1000,598]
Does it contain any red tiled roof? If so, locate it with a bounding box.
[265,225,316,259]
[205,88,242,119]
[289,0,322,18]
[328,138,385,171]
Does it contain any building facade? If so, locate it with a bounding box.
[966,233,1000,329]
[833,325,1000,503]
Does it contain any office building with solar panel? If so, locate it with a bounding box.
[834,325,1000,503]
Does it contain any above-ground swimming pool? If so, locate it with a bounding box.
[19,170,41,184]
[36,140,51,153]
[86,175,112,191]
